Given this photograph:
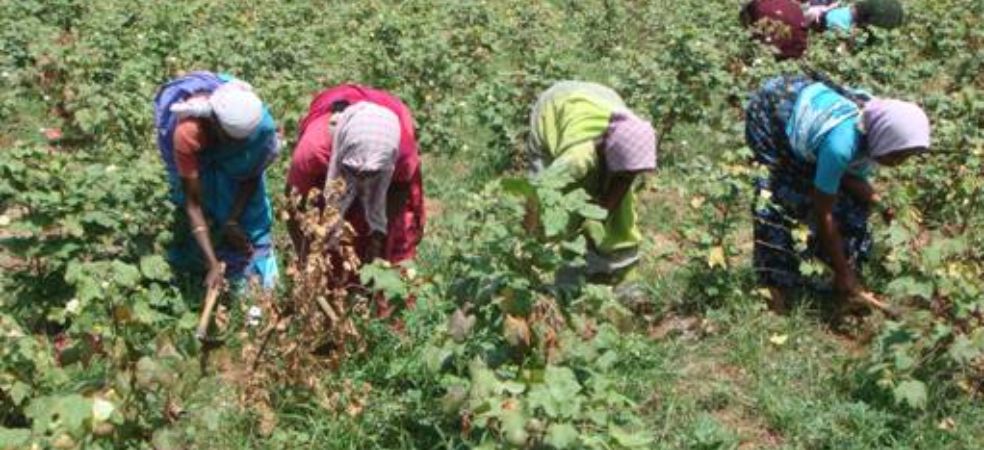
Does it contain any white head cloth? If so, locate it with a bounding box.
[168,80,263,140]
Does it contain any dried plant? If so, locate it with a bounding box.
[239,180,371,433]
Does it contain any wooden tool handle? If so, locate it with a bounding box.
[195,272,224,340]
[854,291,901,319]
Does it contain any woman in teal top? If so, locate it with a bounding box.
[745,74,930,312]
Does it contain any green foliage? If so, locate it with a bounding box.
[0,0,982,448]
[420,175,651,448]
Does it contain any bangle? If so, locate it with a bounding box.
[192,226,207,234]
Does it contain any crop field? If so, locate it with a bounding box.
[1,0,982,449]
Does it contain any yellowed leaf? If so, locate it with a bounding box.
[793,226,809,245]
[937,417,956,431]
[769,334,788,346]
[707,246,727,269]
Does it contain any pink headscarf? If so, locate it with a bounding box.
[603,111,658,173]
[863,99,931,157]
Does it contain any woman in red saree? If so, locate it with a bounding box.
[287,85,425,279]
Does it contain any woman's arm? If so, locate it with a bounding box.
[228,177,259,222]
[223,178,258,252]
[365,183,408,262]
[811,190,858,295]
[386,182,410,223]
[840,174,894,222]
[181,177,224,288]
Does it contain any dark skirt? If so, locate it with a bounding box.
[745,75,872,289]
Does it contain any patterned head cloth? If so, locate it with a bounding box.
[856,0,904,28]
[327,102,401,234]
[863,99,931,157]
[603,111,658,173]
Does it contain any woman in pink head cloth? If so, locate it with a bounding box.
[746,74,931,312]
[286,85,425,277]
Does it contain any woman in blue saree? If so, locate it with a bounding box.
[153,72,279,290]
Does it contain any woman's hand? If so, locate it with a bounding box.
[867,193,896,224]
[880,206,896,224]
[366,231,386,262]
[204,261,226,290]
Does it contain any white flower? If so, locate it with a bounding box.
[66,298,81,315]
[246,306,262,327]
[91,397,115,422]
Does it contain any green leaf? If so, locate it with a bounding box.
[139,255,171,281]
[542,206,569,238]
[545,422,579,449]
[886,276,934,300]
[111,260,142,288]
[948,334,983,365]
[7,381,30,406]
[359,261,408,298]
[132,299,165,324]
[0,427,31,450]
[423,343,453,374]
[528,366,582,418]
[500,409,529,447]
[501,380,527,395]
[893,379,928,409]
[575,200,607,221]
[609,424,654,448]
[177,312,198,330]
[560,235,587,255]
[440,385,468,415]
[501,177,535,198]
[894,348,916,371]
[25,394,92,433]
[469,360,501,401]
[81,211,116,228]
